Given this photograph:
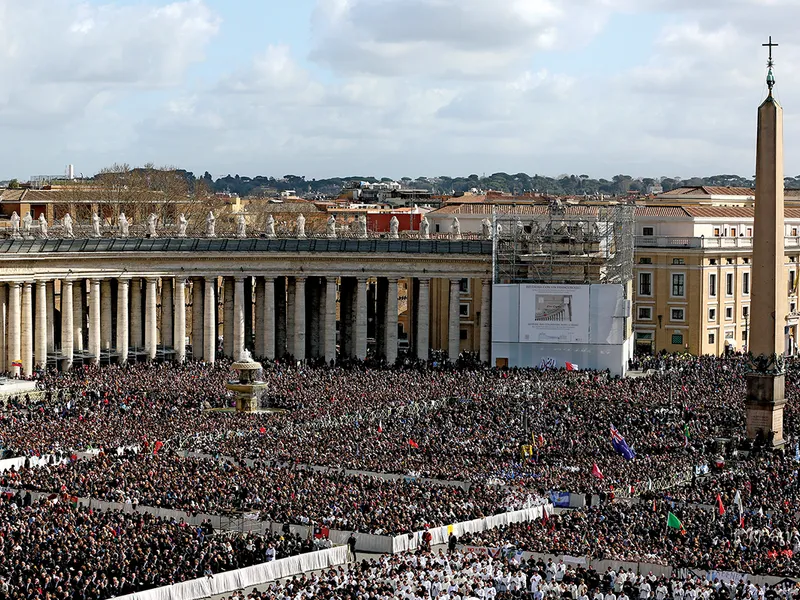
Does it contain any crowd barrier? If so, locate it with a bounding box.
[111,546,348,600]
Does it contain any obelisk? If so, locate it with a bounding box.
[746,36,786,446]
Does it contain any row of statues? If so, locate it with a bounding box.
[7,211,410,240]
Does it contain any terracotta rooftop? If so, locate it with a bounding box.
[429,204,600,216]
[681,206,800,219]
[658,186,755,197]
[634,206,689,218]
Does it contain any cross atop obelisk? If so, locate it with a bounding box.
[763,36,778,94]
[746,35,786,446]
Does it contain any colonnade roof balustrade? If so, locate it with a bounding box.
[0,236,492,255]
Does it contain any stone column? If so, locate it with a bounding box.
[234,276,246,361]
[376,279,387,358]
[174,279,186,363]
[448,278,461,362]
[294,276,306,361]
[145,277,158,361]
[100,280,112,351]
[223,278,234,358]
[287,278,296,358]
[88,279,101,364]
[192,278,204,360]
[275,277,287,358]
[7,282,20,376]
[307,278,322,359]
[73,280,84,352]
[386,278,399,364]
[0,284,6,373]
[117,278,129,364]
[264,277,276,360]
[204,277,216,364]
[130,279,142,350]
[244,277,253,352]
[162,278,174,349]
[21,282,33,376]
[480,278,492,364]
[416,278,430,361]
[324,277,337,364]
[61,280,73,370]
[254,277,265,358]
[46,281,55,353]
[355,277,368,360]
[35,280,48,368]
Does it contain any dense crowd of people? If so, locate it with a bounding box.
[0,353,797,584]
[0,493,315,600]
[219,549,800,600]
[7,452,522,535]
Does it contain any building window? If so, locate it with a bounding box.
[725,330,735,340]
[730,228,737,237]
[708,332,715,345]
[726,258,734,265]
[743,272,750,295]
[642,227,654,236]
[709,259,717,265]
[459,303,470,317]
[792,302,797,314]
[672,258,685,265]
[639,257,652,265]
[636,332,653,341]
[742,330,748,343]
[713,228,721,237]
[459,329,468,340]
[672,273,685,297]
[725,306,733,320]
[746,228,753,237]
[671,334,683,345]
[671,308,685,321]
[638,306,653,320]
[790,271,796,295]
[726,273,734,296]
[709,273,717,297]
[639,273,652,296]
[744,257,750,264]
[742,306,749,318]
[793,227,798,237]
[708,308,717,321]
[459,278,470,294]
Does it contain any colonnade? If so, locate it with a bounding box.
[0,275,492,375]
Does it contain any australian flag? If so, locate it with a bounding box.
[610,424,636,461]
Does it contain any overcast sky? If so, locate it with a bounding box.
[1,0,798,181]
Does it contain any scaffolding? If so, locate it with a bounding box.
[493,201,634,285]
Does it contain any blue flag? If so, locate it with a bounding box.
[610,424,636,461]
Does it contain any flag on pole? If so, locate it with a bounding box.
[610,425,636,461]
[153,440,164,454]
[565,362,579,371]
[716,493,725,516]
[408,439,419,449]
[591,463,604,479]
[666,512,683,530]
[10,360,21,368]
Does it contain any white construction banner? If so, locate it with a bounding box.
[519,285,590,344]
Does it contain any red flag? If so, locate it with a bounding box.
[378,421,383,434]
[565,362,579,371]
[258,427,266,435]
[153,441,164,454]
[408,439,419,449]
[591,463,604,479]
[716,493,726,516]
[652,499,657,513]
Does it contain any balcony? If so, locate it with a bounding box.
[633,236,789,249]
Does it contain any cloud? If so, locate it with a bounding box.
[309,0,611,79]
[0,0,219,127]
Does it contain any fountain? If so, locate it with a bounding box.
[226,350,268,412]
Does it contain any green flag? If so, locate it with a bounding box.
[683,424,690,439]
[667,512,683,530]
